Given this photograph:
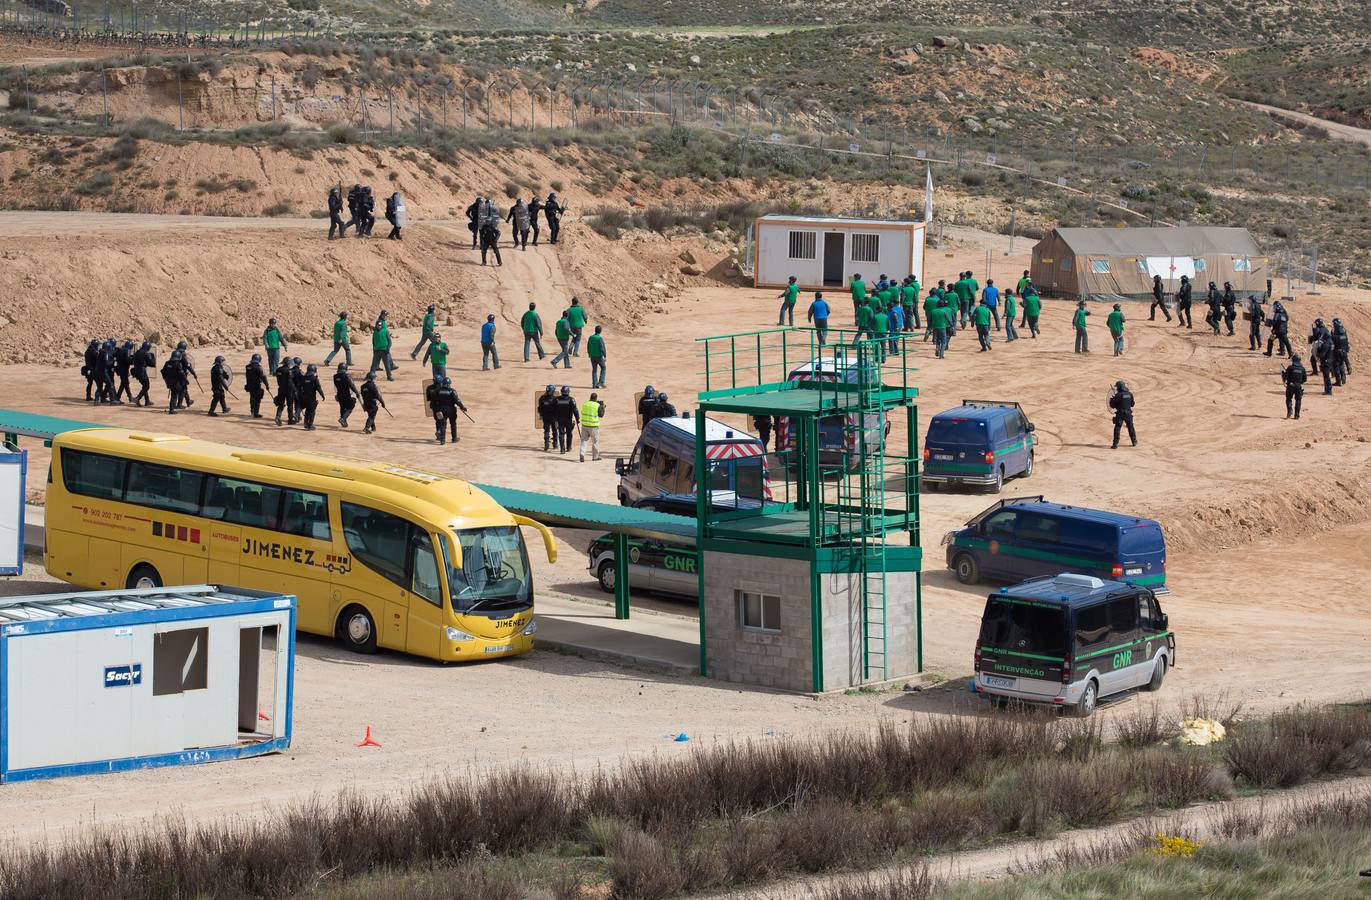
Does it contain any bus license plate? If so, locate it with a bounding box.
[982,675,1015,689]
[483,645,511,654]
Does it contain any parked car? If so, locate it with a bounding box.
[943,497,1167,592]
[974,573,1175,716]
[922,400,1035,493]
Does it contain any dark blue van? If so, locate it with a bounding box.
[923,400,1035,493]
[943,497,1167,592]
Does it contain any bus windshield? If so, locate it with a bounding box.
[444,526,532,614]
[979,599,1068,657]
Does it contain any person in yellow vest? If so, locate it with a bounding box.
[579,392,605,462]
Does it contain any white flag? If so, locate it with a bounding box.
[923,164,934,223]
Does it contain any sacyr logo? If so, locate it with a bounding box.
[104,664,143,687]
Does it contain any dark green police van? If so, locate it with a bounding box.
[974,573,1175,717]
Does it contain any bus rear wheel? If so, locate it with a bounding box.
[126,564,162,590]
[338,605,378,654]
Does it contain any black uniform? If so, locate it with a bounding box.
[131,344,155,407]
[1174,278,1193,328]
[528,197,544,245]
[358,188,375,236]
[1108,385,1137,448]
[1308,322,1331,376]
[544,195,564,244]
[98,341,119,404]
[479,221,503,267]
[1282,358,1307,418]
[1205,285,1222,335]
[654,401,678,421]
[637,390,658,428]
[384,193,402,241]
[432,385,465,444]
[753,414,774,452]
[552,394,579,453]
[328,188,345,239]
[537,389,559,450]
[273,365,296,425]
[114,341,134,403]
[176,350,196,410]
[333,370,360,427]
[161,355,186,414]
[83,340,100,401]
[1331,322,1351,385]
[361,379,384,433]
[1245,298,1264,350]
[345,185,362,235]
[245,358,269,417]
[208,361,232,416]
[1148,276,1171,322]
[465,198,483,248]
[507,201,531,250]
[1265,304,1292,357]
[1221,287,1237,336]
[300,370,325,429]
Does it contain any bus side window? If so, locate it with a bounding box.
[281,489,331,541]
[59,448,126,500]
[410,533,442,606]
[341,502,409,588]
[207,476,283,530]
[125,461,204,516]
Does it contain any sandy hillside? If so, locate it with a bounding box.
[0,212,1368,846]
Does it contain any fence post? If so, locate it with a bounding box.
[271,73,277,120]
[101,67,109,127]
[176,69,184,130]
[388,88,394,136]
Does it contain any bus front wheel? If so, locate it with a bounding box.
[126,564,162,590]
[338,605,378,654]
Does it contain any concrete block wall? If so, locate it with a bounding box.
[702,551,813,692]
[702,550,921,693]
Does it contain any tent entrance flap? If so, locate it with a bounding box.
[1144,257,1196,281]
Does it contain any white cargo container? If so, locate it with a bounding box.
[0,585,294,782]
[752,215,926,292]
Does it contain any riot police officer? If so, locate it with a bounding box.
[1174,275,1193,329]
[537,384,558,451]
[300,363,326,430]
[245,353,269,418]
[273,357,296,426]
[208,356,233,417]
[553,385,579,454]
[1281,354,1308,419]
[1331,318,1352,385]
[334,363,360,427]
[361,372,385,434]
[1265,301,1292,357]
[131,341,155,407]
[1108,380,1137,449]
[1221,282,1237,336]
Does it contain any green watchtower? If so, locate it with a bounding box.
[693,326,921,692]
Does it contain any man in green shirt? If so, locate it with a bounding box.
[929,303,952,359]
[521,302,545,361]
[587,325,607,388]
[954,272,974,327]
[870,298,888,360]
[1022,289,1042,338]
[421,330,449,379]
[262,318,287,374]
[1016,269,1030,296]
[856,300,874,338]
[850,273,867,317]
[902,278,920,330]
[777,276,799,326]
[550,313,573,369]
[1073,301,1091,354]
[922,291,939,342]
[1003,290,1019,342]
[973,299,994,351]
[369,312,396,380]
[1106,303,1126,357]
[323,311,352,367]
[566,296,588,357]
[410,304,437,360]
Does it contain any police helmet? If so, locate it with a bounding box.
[177,340,188,349]
[658,392,669,401]
[1180,275,1189,281]
[1290,354,1301,363]
[545,384,555,392]
[141,341,151,349]
[1116,380,1127,390]
[123,339,134,347]
[214,355,225,364]
[293,357,303,365]
[441,376,452,386]
[306,364,317,373]
[1315,318,1324,327]
[1224,281,1232,288]
[251,353,261,362]
[560,386,571,396]
[1333,318,1342,326]
[365,371,376,380]
[644,385,655,394]
[338,363,348,371]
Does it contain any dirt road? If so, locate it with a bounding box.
[0,213,1368,847]
[1240,100,1371,147]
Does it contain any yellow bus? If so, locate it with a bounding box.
[44,428,556,662]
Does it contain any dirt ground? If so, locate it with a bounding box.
[0,213,1369,849]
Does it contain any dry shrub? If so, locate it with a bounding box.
[1115,703,1176,747]
[608,828,685,900]
[998,757,1132,835]
[805,865,938,900]
[1134,749,1232,808]
[1224,705,1371,788]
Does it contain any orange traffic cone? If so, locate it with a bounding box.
[258,707,272,722]
[356,726,382,748]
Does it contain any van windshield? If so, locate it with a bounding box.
[927,418,988,446]
[443,526,532,614]
[979,599,1068,657]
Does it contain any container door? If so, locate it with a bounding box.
[823,233,845,286]
[0,450,24,575]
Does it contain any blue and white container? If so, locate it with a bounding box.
[0,585,294,782]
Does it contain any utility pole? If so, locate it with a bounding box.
[1007,206,1017,255]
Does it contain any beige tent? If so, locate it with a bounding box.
[1030,227,1268,301]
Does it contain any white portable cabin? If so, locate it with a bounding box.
[0,585,294,782]
[0,448,23,575]
[753,215,926,292]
